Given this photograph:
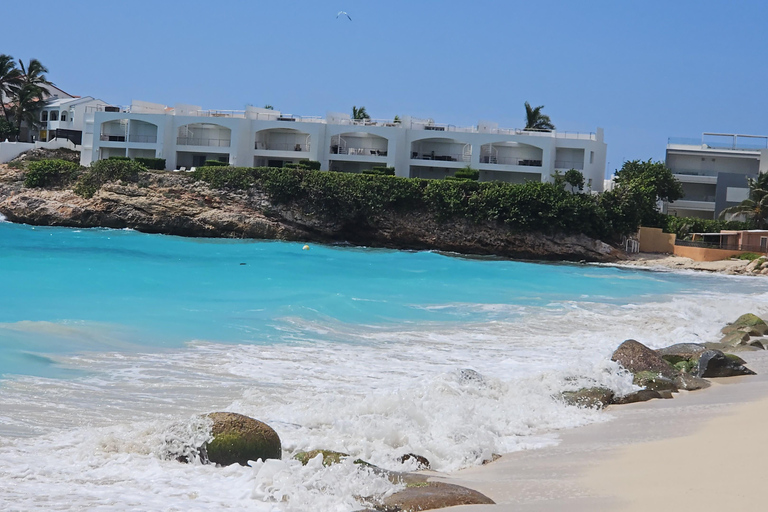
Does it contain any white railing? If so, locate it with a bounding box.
[177,137,231,147]
[480,156,543,166]
[129,134,158,143]
[332,146,388,156]
[100,134,126,142]
[255,142,310,151]
[411,152,470,163]
[193,110,246,118]
[554,159,584,169]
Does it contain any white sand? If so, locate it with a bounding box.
[428,352,768,511]
[617,253,751,273]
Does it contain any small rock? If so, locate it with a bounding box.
[399,453,430,470]
[204,412,282,466]
[612,389,666,404]
[294,449,349,466]
[720,331,751,347]
[673,372,711,391]
[632,372,678,392]
[697,350,756,378]
[482,453,502,465]
[611,340,678,379]
[381,482,494,511]
[561,387,615,409]
[703,342,761,353]
[656,343,707,365]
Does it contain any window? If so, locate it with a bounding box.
[50,111,58,121]
[590,151,594,164]
[41,111,48,122]
[61,111,67,122]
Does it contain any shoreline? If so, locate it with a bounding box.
[429,350,768,511]
[615,252,756,275]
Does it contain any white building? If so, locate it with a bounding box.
[665,133,768,219]
[37,96,112,144]
[82,101,608,190]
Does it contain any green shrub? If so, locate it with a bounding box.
[24,159,82,188]
[190,166,255,189]
[362,167,395,176]
[134,157,166,170]
[107,156,131,161]
[732,252,764,261]
[663,216,752,238]
[453,166,480,181]
[299,160,322,171]
[74,159,147,198]
[204,160,229,167]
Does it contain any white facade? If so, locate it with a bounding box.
[37,96,112,143]
[82,101,607,190]
[665,133,768,219]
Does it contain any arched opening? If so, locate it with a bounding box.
[479,142,543,167]
[177,123,231,147]
[329,132,388,156]
[60,111,67,122]
[100,119,127,142]
[49,111,59,121]
[129,120,158,144]
[410,138,471,163]
[254,128,310,152]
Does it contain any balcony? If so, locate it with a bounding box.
[177,137,231,147]
[129,134,158,143]
[412,152,469,163]
[480,156,542,167]
[554,159,584,170]
[255,142,309,151]
[331,146,387,157]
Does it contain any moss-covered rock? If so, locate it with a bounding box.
[561,387,615,409]
[204,412,281,466]
[697,350,756,378]
[611,340,678,379]
[293,449,349,466]
[722,314,768,337]
[720,331,751,347]
[632,372,678,392]
[656,343,708,365]
[612,389,666,405]
[673,372,711,391]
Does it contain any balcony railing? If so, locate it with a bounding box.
[177,137,231,147]
[128,134,158,143]
[331,146,387,157]
[412,152,470,163]
[100,134,126,142]
[480,156,542,166]
[554,159,584,170]
[255,142,310,151]
[675,239,767,253]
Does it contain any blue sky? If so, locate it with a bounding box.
[2,0,767,176]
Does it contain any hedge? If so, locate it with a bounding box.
[662,216,752,239]
[74,159,148,198]
[134,157,166,170]
[24,159,82,188]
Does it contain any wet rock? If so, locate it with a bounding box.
[656,343,707,365]
[294,449,349,466]
[611,339,678,379]
[561,387,615,409]
[721,313,768,336]
[674,372,711,391]
[612,389,666,404]
[720,331,751,347]
[458,368,485,384]
[632,372,678,392]
[204,412,281,466]
[703,342,761,353]
[749,338,768,350]
[697,350,756,378]
[482,453,502,465]
[398,453,430,470]
[380,482,495,511]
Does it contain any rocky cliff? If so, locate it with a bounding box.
[0,166,623,262]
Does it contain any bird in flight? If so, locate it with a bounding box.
[337,11,352,21]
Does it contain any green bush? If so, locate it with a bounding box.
[190,166,255,189]
[453,166,480,181]
[299,160,322,170]
[663,216,752,239]
[74,159,147,198]
[204,160,229,167]
[24,159,82,188]
[732,253,764,261]
[134,157,166,170]
[107,156,131,161]
[362,167,395,176]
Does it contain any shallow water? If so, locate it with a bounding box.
[1,221,766,511]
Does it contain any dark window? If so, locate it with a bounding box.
[41,111,48,122]
[50,111,59,121]
[61,111,67,122]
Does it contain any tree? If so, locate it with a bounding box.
[719,173,768,228]
[352,106,370,120]
[607,159,683,229]
[263,104,273,110]
[524,101,555,131]
[564,169,585,193]
[0,54,21,124]
[9,58,52,141]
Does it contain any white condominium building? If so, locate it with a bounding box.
[665,133,768,219]
[81,100,607,191]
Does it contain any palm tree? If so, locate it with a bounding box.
[524,101,555,131]
[352,105,370,120]
[0,54,22,123]
[719,173,768,228]
[10,58,52,141]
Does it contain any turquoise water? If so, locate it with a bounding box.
[0,221,736,379]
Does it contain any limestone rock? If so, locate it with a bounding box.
[294,449,349,466]
[720,331,751,347]
[204,412,281,466]
[656,343,707,365]
[703,342,761,353]
[611,340,678,379]
[632,372,678,392]
[673,372,711,391]
[562,387,615,409]
[398,453,431,470]
[721,314,768,336]
[381,482,494,511]
[612,389,666,404]
[697,350,756,378]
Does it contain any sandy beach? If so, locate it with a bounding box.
[617,252,754,274]
[429,351,768,511]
